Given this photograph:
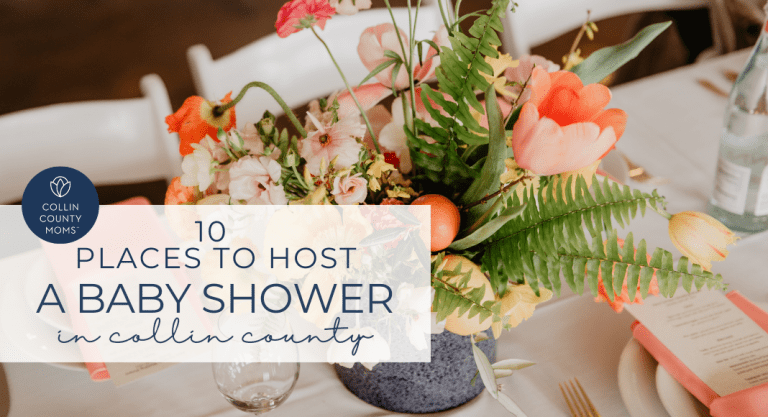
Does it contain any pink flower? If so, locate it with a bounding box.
[331,173,368,205]
[511,67,627,176]
[237,123,265,154]
[413,24,448,82]
[228,156,288,205]
[373,87,448,170]
[275,0,336,38]
[339,25,449,117]
[330,0,371,15]
[503,54,559,103]
[358,23,411,90]
[300,113,365,175]
[377,97,413,173]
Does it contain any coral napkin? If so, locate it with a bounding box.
[632,291,768,416]
[43,196,151,381]
[85,196,152,381]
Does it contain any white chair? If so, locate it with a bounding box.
[188,1,449,128]
[502,0,711,58]
[0,74,181,204]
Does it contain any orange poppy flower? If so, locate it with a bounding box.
[165,93,236,156]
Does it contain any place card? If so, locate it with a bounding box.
[105,363,175,387]
[626,289,768,396]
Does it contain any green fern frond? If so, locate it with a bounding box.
[408,0,509,185]
[431,253,503,324]
[479,176,725,299]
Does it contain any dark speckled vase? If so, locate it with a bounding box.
[335,331,496,413]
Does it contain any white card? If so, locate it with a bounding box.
[106,363,175,387]
[626,290,768,396]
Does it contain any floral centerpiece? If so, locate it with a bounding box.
[164,0,737,413]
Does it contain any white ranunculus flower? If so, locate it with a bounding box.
[181,143,215,190]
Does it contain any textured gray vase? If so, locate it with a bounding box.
[335,331,496,413]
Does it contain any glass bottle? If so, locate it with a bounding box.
[708,16,768,234]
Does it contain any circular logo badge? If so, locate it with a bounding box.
[22,167,99,244]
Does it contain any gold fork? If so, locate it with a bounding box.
[559,378,601,417]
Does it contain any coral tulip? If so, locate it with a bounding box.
[510,67,626,176]
[668,211,738,271]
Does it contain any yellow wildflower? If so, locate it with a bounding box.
[492,284,552,339]
[369,176,381,192]
[290,187,329,205]
[386,186,416,199]
[367,154,395,178]
[501,158,539,201]
[481,47,519,99]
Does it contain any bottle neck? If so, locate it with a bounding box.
[755,20,768,55]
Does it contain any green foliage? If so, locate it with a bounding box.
[431,253,502,325]
[461,86,508,222]
[570,21,672,85]
[478,176,726,298]
[449,203,526,251]
[408,0,509,186]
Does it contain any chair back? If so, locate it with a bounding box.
[502,0,710,57]
[0,74,181,204]
[188,1,448,127]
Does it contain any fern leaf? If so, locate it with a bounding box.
[478,176,725,299]
[408,0,509,185]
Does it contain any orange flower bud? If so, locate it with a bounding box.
[164,177,196,205]
[668,211,738,271]
[165,93,236,156]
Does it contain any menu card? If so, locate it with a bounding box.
[626,290,768,396]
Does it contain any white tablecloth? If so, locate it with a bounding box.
[2,50,768,417]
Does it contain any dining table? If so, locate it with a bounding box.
[1,48,767,417]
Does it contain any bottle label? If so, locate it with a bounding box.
[712,158,751,215]
[755,166,768,216]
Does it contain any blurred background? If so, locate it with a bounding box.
[0,0,763,203]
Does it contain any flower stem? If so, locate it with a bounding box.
[436,0,452,29]
[213,81,307,138]
[383,0,411,70]
[565,11,591,69]
[310,27,381,153]
[407,0,421,131]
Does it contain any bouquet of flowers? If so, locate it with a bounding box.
[164,0,737,411]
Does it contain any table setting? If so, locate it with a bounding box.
[2,1,768,416]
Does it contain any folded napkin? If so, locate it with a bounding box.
[41,196,150,381]
[86,196,152,381]
[632,291,768,417]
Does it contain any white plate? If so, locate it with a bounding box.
[1,273,86,372]
[619,301,767,417]
[619,337,708,417]
[23,253,73,332]
[618,337,671,417]
[656,365,710,417]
